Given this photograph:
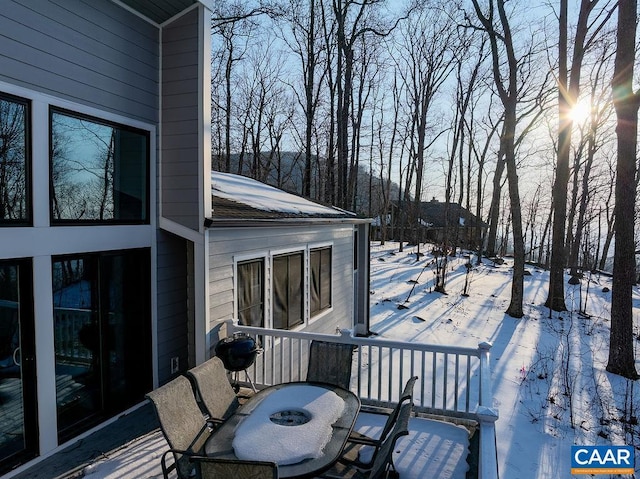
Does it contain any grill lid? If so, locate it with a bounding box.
[215,333,260,371]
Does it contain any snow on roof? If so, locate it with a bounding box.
[211,171,349,217]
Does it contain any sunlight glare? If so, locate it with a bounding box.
[569,99,591,124]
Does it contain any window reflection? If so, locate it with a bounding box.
[237,259,264,328]
[0,95,29,224]
[273,252,304,330]
[50,109,148,223]
[52,250,151,442]
[310,247,332,316]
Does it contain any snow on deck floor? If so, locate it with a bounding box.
[81,413,470,479]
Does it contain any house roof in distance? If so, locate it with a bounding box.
[208,171,365,225]
[390,198,488,228]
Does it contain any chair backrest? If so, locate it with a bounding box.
[378,375,418,442]
[185,356,240,421]
[192,457,278,479]
[368,401,412,479]
[146,375,210,478]
[306,340,355,389]
[400,375,418,402]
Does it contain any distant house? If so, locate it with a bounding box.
[0,1,370,474]
[374,198,488,249]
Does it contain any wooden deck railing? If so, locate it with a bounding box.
[227,320,499,479]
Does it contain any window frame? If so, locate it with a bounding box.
[271,250,305,331]
[0,92,32,227]
[49,106,150,225]
[235,257,266,328]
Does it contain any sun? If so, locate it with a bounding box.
[569,98,591,124]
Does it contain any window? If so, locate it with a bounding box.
[272,252,303,330]
[50,108,149,224]
[0,94,30,225]
[237,259,264,327]
[310,247,332,316]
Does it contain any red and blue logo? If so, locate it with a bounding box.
[571,445,634,475]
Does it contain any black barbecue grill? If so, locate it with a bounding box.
[215,333,262,391]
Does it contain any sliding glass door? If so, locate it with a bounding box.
[0,259,37,473]
[52,249,151,442]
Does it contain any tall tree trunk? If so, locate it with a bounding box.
[547,0,571,311]
[606,0,639,379]
[471,0,526,317]
[503,105,525,318]
[547,0,604,311]
[303,0,316,198]
[485,139,505,257]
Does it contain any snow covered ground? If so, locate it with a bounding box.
[74,241,640,478]
[367,242,640,478]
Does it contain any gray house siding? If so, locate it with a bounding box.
[161,8,200,231]
[156,230,190,384]
[207,224,355,353]
[0,0,159,123]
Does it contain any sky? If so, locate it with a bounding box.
[75,238,639,478]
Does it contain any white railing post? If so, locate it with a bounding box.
[478,341,499,479]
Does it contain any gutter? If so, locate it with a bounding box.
[204,217,373,228]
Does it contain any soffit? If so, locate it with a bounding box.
[117,0,198,24]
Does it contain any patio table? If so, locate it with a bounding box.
[204,381,361,479]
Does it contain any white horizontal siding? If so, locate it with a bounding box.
[207,224,356,345]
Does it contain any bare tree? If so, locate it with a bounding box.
[332,0,407,210]
[438,31,485,292]
[566,40,616,274]
[395,3,457,248]
[596,159,616,270]
[469,0,528,317]
[211,2,282,173]
[606,0,639,379]
[280,0,327,197]
[546,0,615,312]
[468,100,502,265]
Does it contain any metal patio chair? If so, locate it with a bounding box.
[185,356,240,427]
[146,375,211,479]
[348,376,418,447]
[319,401,412,479]
[306,340,356,389]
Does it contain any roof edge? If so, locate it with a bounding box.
[204,217,372,228]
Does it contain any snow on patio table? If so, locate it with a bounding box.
[232,384,345,465]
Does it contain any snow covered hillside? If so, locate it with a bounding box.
[368,242,640,479]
